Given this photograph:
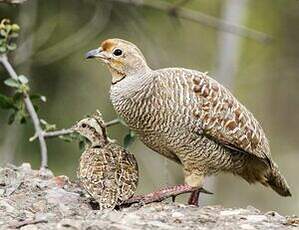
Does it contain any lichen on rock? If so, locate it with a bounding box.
[0,163,297,229]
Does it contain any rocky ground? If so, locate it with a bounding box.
[0,163,298,230]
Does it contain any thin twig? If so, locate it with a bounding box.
[109,0,272,43]
[43,129,73,138]
[105,118,121,127]
[0,54,48,168]
[30,119,121,141]
[9,219,48,229]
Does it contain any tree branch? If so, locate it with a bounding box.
[105,118,121,127]
[29,118,121,141]
[109,0,272,43]
[43,129,73,139]
[0,51,122,167]
[0,0,28,4]
[0,54,48,169]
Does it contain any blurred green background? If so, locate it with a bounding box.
[0,0,298,215]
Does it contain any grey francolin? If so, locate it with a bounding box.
[85,39,291,205]
[72,111,139,209]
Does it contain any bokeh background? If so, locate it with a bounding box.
[0,0,298,215]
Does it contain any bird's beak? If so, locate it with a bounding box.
[85,48,105,59]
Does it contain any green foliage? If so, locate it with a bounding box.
[0,94,14,109]
[4,78,21,88]
[40,119,56,132]
[0,19,19,54]
[0,91,25,124]
[1,74,47,125]
[0,18,47,126]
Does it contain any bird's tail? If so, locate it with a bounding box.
[265,163,291,197]
[235,155,291,197]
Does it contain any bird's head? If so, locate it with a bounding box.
[85,38,150,84]
[72,111,108,147]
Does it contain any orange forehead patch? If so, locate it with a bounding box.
[101,39,117,51]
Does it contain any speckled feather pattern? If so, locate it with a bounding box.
[78,143,138,209]
[110,67,290,196]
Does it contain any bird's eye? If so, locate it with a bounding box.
[113,49,123,56]
[81,123,87,128]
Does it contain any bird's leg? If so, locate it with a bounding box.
[124,184,213,206]
[188,189,201,206]
[124,184,195,205]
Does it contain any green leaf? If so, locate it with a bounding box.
[30,94,41,100]
[11,24,20,32]
[12,92,23,103]
[40,119,56,131]
[4,78,21,88]
[0,30,6,37]
[7,43,17,51]
[33,104,40,111]
[17,84,29,94]
[5,25,11,32]
[15,109,28,124]
[0,46,6,53]
[123,131,136,149]
[0,94,14,109]
[18,75,28,84]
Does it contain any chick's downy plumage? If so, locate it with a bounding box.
[73,111,139,209]
[86,39,291,198]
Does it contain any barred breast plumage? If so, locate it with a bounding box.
[87,38,291,199]
[73,111,139,209]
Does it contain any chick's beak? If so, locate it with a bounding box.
[85,48,105,59]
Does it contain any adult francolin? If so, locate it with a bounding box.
[72,111,139,209]
[85,39,291,205]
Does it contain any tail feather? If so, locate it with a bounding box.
[266,165,291,197]
[236,155,291,197]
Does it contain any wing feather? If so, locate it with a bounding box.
[166,69,272,164]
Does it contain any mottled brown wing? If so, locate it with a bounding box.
[187,70,272,163]
[107,143,139,203]
[78,148,119,209]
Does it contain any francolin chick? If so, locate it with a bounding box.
[72,111,139,209]
[86,39,291,205]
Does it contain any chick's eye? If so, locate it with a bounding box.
[81,123,87,128]
[113,49,123,56]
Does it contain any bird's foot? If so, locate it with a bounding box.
[124,184,213,206]
[188,187,214,206]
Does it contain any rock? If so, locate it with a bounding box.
[0,164,297,230]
